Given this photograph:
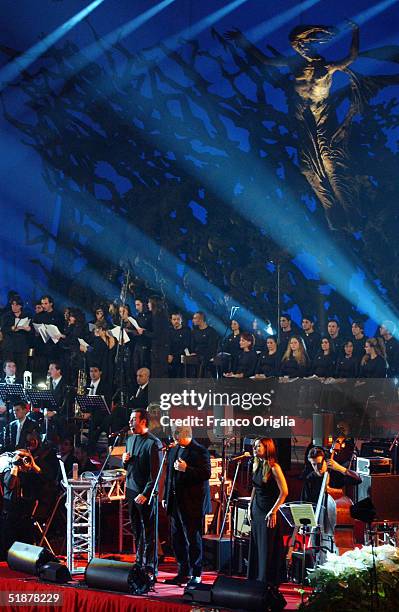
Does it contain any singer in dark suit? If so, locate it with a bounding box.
[163,426,211,587]
[122,409,162,579]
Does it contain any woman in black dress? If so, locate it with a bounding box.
[224,332,258,378]
[280,335,310,377]
[359,337,387,378]
[255,335,280,377]
[311,337,336,377]
[248,438,288,584]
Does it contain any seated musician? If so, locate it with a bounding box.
[301,446,361,562]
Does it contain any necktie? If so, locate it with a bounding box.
[89,385,95,396]
[136,386,142,397]
[16,421,22,446]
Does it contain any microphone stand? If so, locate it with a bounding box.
[219,456,246,576]
[149,444,171,581]
[389,431,399,474]
[93,429,125,557]
[114,268,130,410]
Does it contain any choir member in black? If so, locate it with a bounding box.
[359,338,387,378]
[280,336,310,377]
[32,295,64,377]
[1,401,37,452]
[0,360,22,427]
[326,319,345,355]
[247,438,288,584]
[90,306,109,329]
[137,296,170,378]
[311,337,336,377]
[224,332,258,378]
[380,321,399,376]
[351,321,366,362]
[255,336,280,377]
[219,319,242,372]
[279,314,296,353]
[191,312,219,376]
[59,308,89,382]
[1,298,31,374]
[133,298,152,372]
[335,340,359,378]
[123,409,162,580]
[168,312,191,377]
[301,315,321,361]
[162,425,211,587]
[82,322,116,385]
[252,318,267,352]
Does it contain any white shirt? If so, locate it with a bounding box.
[89,379,101,395]
[16,417,27,446]
[52,376,62,389]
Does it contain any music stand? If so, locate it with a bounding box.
[25,389,58,410]
[280,502,317,592]
[76,395,110,415]
[0,383,26,426]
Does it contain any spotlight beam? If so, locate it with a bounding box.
[0,0,105,92]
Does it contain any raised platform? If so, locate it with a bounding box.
[0,558,307,611]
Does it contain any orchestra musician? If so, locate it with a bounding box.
[301,443,361,562]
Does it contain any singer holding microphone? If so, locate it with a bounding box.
[247,438,288,584]
[122,409,162,582]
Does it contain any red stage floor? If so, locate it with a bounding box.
[0,559,308,611]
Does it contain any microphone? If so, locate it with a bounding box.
[108,425,130,438]
[229,452,251,462]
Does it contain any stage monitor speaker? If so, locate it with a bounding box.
[7,542,58,576]
[183,583,212,604]
[211,575,286,611]
[202,535,231,572]
[357,474,399,521]
[85,558,151,595]
[38,562,71,584]
[312,413,334,447]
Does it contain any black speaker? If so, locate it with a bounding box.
[7,542,58,576]
[211,576,286,611]
[202,535,231,572]
[38,562,72,584]
[85,558,151,595]
[357,474,399,521]
[183,583,212,604]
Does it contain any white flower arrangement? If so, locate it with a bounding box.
[299,546,399,611]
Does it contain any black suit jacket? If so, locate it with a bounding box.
[89,378,112,410]
[124,431,162,498]
[164,439,211,519]
[129,384,149,410]
[1,415,37,452]
[51,377,67,412]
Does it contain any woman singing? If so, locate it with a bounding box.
[247,438,288,584]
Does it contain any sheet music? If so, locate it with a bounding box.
[110,326,130,345]
[46,324,62,343]
[290,503,317,527]
[33,323,50,343]
[128,316,141,331]
[88,322,96,332]
[78,338,90,349]
[15,317,30,327]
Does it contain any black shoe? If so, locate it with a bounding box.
[163,575,189,586]
[186,576,202,588]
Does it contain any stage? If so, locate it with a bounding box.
[0,557,307,611]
